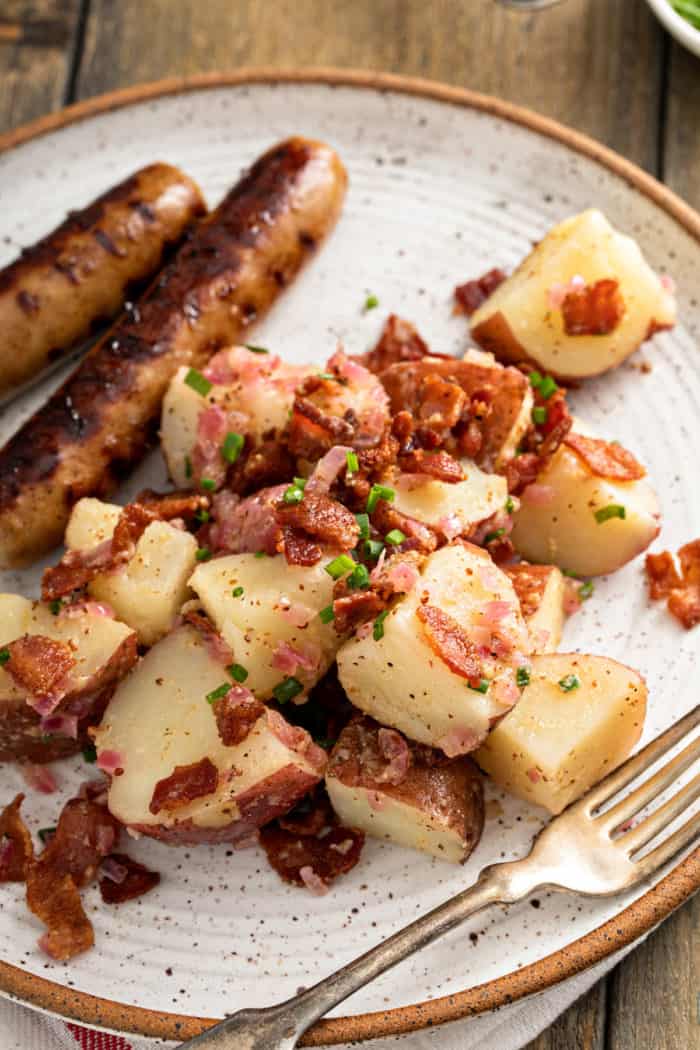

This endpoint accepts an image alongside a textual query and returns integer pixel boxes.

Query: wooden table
[0,1,698,1047]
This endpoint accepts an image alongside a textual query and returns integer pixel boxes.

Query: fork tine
[618,772,700,854]
[598,733,700,831]
[633,811,700,879]
[581,704,700,813]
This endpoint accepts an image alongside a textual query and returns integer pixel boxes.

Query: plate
[0,71,699,1045]
[645,0,700,58]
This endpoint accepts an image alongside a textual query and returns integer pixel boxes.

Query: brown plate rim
[0,68,698,1044]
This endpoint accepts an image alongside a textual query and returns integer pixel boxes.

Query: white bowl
[646,0,700,57]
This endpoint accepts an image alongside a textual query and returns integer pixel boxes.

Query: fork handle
[181,859,540,1050]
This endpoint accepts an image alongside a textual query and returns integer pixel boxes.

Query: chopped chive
[367,484,395,513]
[283,484,305,505]
[384,529,406,546]
[538,375,558,400]
[516,667,531,689]
[319,605,335,624]
[244,344,269,354]
[505,496,515,514]
[200,477,216,492]
[206,683,230,704]
[195,547,212,562]
[594,504,626,524]
[579,580,594,600]
[364,293,379,311]
[346,451,359,474]
[0,648,9,666]
[273,676,303,704]
[373,609,389,640]
[532,406,548,425]
[528,370,543,389]
[254,551,267,559]
[468,678,490,694]
[293,477,307,490]
[348,564,370,590]
[195,508,210,524]
[483,527,506,544]
[325,554,355,579]
[232,586,244,598]
[38,827,56,844]
[82,744,97,764]
[318,372,337,381]
[221,431,244,464]
[313,736,336,750]
[355,513,370,540]
[363,539,385,561]
[184,455,192,479]
[229,663,248,683]
[49,599,63,615]
[184,368,212,397]
[558,673,580,693]
[561,568,579,578]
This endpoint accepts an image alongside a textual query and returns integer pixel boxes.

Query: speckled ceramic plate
[0,71,699,1046]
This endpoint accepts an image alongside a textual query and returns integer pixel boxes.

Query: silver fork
[180,705,700,1050]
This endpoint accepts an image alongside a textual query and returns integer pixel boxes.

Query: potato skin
[0,137,347,567]
[0,163,206,400]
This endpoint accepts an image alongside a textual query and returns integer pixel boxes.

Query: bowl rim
[0,67,698,1045]
[645,0,700,50]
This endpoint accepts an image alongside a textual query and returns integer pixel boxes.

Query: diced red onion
[526,767,542,783]
[437,513,464,541]
[660,274,676,295]
[305,445,353,496]
[99,857,128,884]
[21,764,59,794]
[96,749,125,775]
[299,865,329,896]
[384,560,420,594]
[59,601,115,619]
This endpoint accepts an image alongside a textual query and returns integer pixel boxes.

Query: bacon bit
[356,314,431,374]
[372,501,437,555]
[377,728,411,785]
[332,591,386,634]
[192,404,235,489]
[288,395,356,460]
[277,492,360,551]
[547,274,586,308]
[455,268,507,316]
[504,452,541,496]
[561,278,625,336]
[183,610,235,666]
[39,713,79,740]
[32,875,94,960]
[398,449,465,483]
[4,636,75,712]
[96,749,125,776]
[135,489,210,521]
[149,757,218,815]
[416,605,483,685]
[260,822,364,892]
[41,542,113,601]
[278,789,335,837]
[207,485,286,555]
[526,767,542,783]
[646,539,700,629]
[417,374,467,431]
[668,588,700,630]
[271,641,320,676]
[381,558,421,595]
[437,727,485,758]
[213,686,265,747]
[282,528,322,566]
[99,853,160,904]
[563,433,645,481]
[505,563,552,619]
[0,795,33,882]
[298,865,329,895]
[645,552,682,599]
[21,764,59,795]
[265,710,328,774]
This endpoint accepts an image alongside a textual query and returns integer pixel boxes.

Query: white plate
[0,73,699,1043]
[646,0,700,58]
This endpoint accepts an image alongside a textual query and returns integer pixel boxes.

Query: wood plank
[525,980,606,1050]
[0,0,81,134]
[78,0,662,170]
[663,40,700,211]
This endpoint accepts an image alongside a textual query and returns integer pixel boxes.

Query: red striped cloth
[66,1023,132,1049]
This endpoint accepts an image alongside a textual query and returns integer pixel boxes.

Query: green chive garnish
[558,674,580,693]
[184,368,212,397]
[373,609,389,640]
[528,370,543,388]
[195,547,212,562]
[384,529,405,546]
[195,508,210,524]
[483,527,506,544]
[221,431,244,464]
[206,683,230,704]
[0,649,9,666]
[244,344,269,354]
[505,496,515,514]
[254,551,267,559]
[184,455,192,479]
[273,676,303,704]
[325,554,355,579]
[538,375,558,400]
[348,564,370,590]
[364,293,379,311]
[532,406,547,425]
[367,484,395,513]
[319,605,335,624]
[283,484,304,505]
[468,678,490,694]
[594,504,626,524]
[293,477,307,490]
[363,539,384,560]
[318,372,337,381]
[355,513,370,540]
[516,667,531,689]
[346,451,359,474]
[579,580,594,600]
[82,744,97,764]
[200,478,216,492]
[229,663,248,683]
[232,586,244,598]
[49,599,63,615]
[38,827,56,844]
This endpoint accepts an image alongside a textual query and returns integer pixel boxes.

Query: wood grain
[526,981,606,1050]
[664,41,700,211]
[0,0,80,134]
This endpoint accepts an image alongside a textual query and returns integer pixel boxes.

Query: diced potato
[476,652,647,814]
[510,436,660,577]
[65,498,198,646]
[504,563,566,653]
[189,553,339,700]
[326,717,484,863]
[160,349,315,487]
[470,210,676,380]
[0,595,137,762]
[392,460,507,537]
[379,350,533,470]
[94,625,325,842]
[336,543,531,754]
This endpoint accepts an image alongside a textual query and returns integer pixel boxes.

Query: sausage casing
[0,137,347,567]
[0,163,206,400]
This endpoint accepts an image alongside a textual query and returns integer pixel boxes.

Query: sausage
[0,164,206,400]
[0,137,347,567]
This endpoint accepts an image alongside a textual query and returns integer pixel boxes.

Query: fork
[180,705,700,1050]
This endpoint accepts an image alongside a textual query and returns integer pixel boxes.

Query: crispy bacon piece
[416,374,467,431]
[645,551,682,599]
[213,687,265,747]
[504,451,541,495]
[563,433,645,481]
[377,727,412,785]
[149,757,218,815]
[398,449,465,483]
[4,635,75,700]
[356,314,431,374]
[207,485,285,556]
[287,395,355,460]
[110,502,157,560]
[29,873,94,960]
[416,605,483,685]
[667,587,700,630]
[561,278,625,336]
[535,390,572,458]
[372,501,437,554]
[277,492,360,551]
[232,439,296,496]
[281,527,322,567]
[183,609,234,665]
[99,853,160,904]
[332,591,386,634]
[135,489,210,520]
[505,563,554,619]
[260,820,364,893]
[0,794,33,882]
[646,540,700,629]
[41,543,114,601]
[454,268,507,316]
